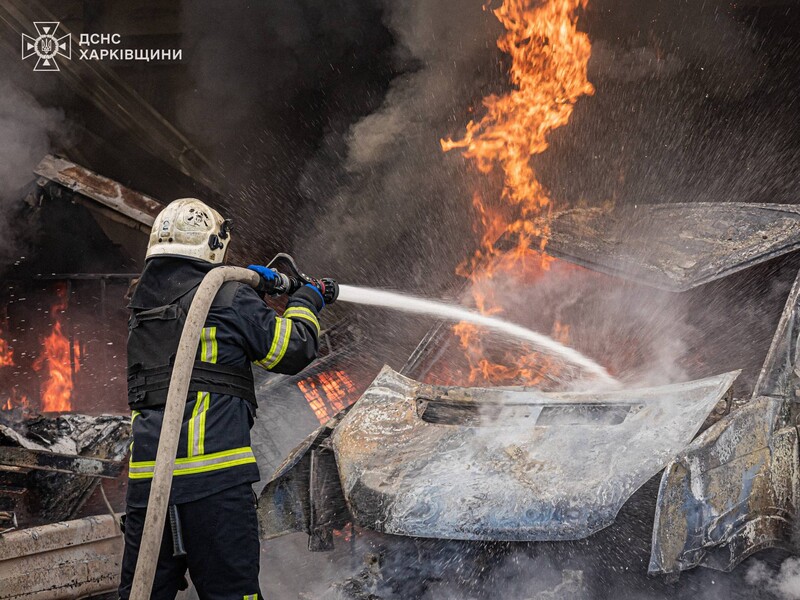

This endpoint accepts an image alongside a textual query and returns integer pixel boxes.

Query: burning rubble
[0,156,149,596]
[1,282,84,416]
[299,370,358,425]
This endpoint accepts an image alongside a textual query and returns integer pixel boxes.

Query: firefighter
[118,198,336,600]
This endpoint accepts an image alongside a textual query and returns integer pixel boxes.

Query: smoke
[747,558,800,600]
[0,81,65,268]
[176,0,398,260]
[0,85,61,197]
[293,0,501,290]
[450,261,696,389]
[588,0,763,93]
[540,0,800,210]
[263,527,778,599]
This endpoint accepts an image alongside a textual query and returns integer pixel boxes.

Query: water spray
[265,254,615,384]
[337,285,615,384]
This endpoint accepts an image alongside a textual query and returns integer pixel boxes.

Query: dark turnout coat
[125,257,322,506]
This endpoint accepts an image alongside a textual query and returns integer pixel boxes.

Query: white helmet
[146,198,232,264]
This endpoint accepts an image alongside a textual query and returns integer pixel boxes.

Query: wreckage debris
[0,412,130,528]
[500,203,800,292]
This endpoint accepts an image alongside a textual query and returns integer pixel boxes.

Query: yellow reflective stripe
[131,447,254,468]
[260,317,286,365]
[198,392,209,455]
[268,319,292,368]
[200,326,218,363]
[283,306,320,335]
[190,328,216,456]
[130,411,141,453]
[243,595,258,600]
[188,391,199,458]
[209,327,218,363]
[188,391,210,458]
[257,317,292,369]
[173,457,256,476]
[128,463,154,478]
[129,447,256,479]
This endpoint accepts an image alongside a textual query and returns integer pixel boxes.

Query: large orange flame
[442,0,594,385]
[32,285,78,412]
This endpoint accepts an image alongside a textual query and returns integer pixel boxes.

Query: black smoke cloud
[0,61,67,269]
[175,0,398,263]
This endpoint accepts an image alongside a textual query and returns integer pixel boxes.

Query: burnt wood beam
[0,447,124,479]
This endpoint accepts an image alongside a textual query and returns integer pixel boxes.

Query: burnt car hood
[330,367,739,542]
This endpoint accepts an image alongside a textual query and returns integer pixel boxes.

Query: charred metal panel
[0,414,130,527]
[34,155,163,233]
[331,367,737,542]
[509,203,800,291]
[649,397,799,574]
[753,266,800,401]
[256,424,320,540]
[0,514,122,599]
[650,268,800,575]
[308,445,350,551]
[257,412,349,548]
[0,447,124,478]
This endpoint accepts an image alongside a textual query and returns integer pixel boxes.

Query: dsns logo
[21,22,71,71]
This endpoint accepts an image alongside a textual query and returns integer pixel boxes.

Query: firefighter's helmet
[146,198,232,264]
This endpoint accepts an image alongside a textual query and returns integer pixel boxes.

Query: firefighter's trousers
[118,483,262,600]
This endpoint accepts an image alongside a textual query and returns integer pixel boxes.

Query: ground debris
[0,412,130,527]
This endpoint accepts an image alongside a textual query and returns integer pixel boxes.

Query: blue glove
[247,264,279,282]
[248,264,289,296]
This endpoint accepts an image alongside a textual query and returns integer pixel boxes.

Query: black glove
[318,278,339,305]
[304,277,339,306]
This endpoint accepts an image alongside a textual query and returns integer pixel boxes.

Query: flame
[297,370,357,424]
[0,321,29,411]
[0,326,14,368]
[442,0,593,385]
[1,389,30,412]
[32,284,78,412]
